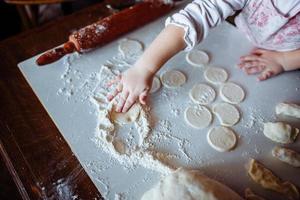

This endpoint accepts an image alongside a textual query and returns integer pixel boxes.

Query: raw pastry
[149,76,161,94]
[275,102,300,119]
[189,83,216,105]
[212,103,240,126]
[184,105,212,129]
[141,168,243,200]
[263,122,299,144]
[110,103,141,125]
[186,50,209,67]
[204,66,228,84]
[207,126,237,152]
[245,188,266,200]
[247,159,299,200]
[272,146,300,167]
[160,70,186,88]
[220,82,245,104]
[118,39,143,57]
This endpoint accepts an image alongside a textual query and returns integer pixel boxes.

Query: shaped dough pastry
[263,122,299,144]
[212,103,240,126]
[245,188,266,200]
[204,66,228,84]
[189,83,216,105]
[161,70,186,88]
[186,50,209,67]
[207,126,237,152]
[184,105,212,129]
[220,82,245,104]
[150,76,161,94]
[275,103,300,119]
[247,159,299,200]
[272,146,300,167]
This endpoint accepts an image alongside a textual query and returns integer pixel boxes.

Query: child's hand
[107,66,153,113]
[238,49,285,81]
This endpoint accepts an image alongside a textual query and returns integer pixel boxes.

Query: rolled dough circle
[204,66,228,84]
[118,38,143,57]
[189,83,216,105]
[149,76,161,94]
[110,103,141,125]
[186,50,209,67]
[207,126,237,152]
[213,103,240,126]
[220,82,245,104]
[161,70,186,88]
[184,105,212,129]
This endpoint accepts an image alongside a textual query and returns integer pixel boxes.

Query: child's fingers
[107,83,123,101]
[244,65,265,75]
[122,94,137,113]
[240,55,264,62]
[116,90,129,112]
[258,70,274,81]
[139,90,148,105]
[106,75,121,87]
[251,48,268,55]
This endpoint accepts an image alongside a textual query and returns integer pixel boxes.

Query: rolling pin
[36,1,174,66]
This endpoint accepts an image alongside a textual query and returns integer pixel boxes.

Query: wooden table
[0,2,114,199]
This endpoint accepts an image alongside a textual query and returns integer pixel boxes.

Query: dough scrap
[184,105,212,129]
[275,102,300,119]
[161,70,186,88]
[207,126,237,152]
[149,76,161,94]
[245,188,266,200]
[141,168,243,200]
[189,83,216,105]
[220,82,245,104]
[186,50,209,67]
[212,103,240,126]
[110,103,141,125]
[247,159,299,200]
[118,38,143,57]
[263,122,299,144]
[204,66,228,84]
[272,146,300,167]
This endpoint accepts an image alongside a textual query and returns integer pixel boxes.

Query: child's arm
[238,49,300,81]
[107,25,186,112]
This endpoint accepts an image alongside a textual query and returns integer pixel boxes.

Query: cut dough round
[207,126,237,152]
[141,168,243,200]
[220,82,245,104]
[186,50,209,67]
[184,106,212,129]
[204,66,228,84]
[149,76,161,94]
[118,38,143,57]
[213,103,240,126]
[161,70,186,88]
[189,83,216,105]
[110,103,141,125]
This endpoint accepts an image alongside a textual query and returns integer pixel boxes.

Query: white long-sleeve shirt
[166,0,300,51]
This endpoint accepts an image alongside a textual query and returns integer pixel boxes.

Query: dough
[212,103,240,126]
[275,102,300,119]
[207,126,237,152]
[247,159,299,200]
[245,188,266,200]
[184,105,212,129]
[204,66,228,84]
[263,122,299,144]
[189,83,216,105]
[186,50,210,67]
[149,76,161,94]
[220,82,245,104]
[118,38,143,57]
[161,70,186,88]
[141,168,243,200]
[272,146,300,167]
[110,103,141,125]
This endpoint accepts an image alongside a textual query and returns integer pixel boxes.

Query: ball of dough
[204,66,228,84]
[184,105,212,129]
[207,126,237,152]
[110,103,141,125]
[212,103,240,126]
[118,38,143,57]
[220,82,245,104]
[186,50,209,67]
[189,83,216,105]
[161,70,186,88]
[141,168,243,200]
[149,76,161,94]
